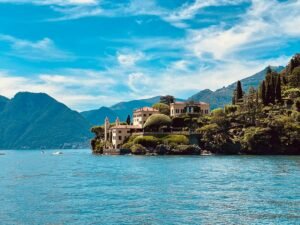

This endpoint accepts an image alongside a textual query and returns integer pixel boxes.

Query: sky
[0,0,299,111]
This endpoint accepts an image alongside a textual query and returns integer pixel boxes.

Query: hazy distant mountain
[81,96,189,125]
[81,96,161,124]
[82,67,285,124]
[81,106,118,126]
[188,66,285,109]
[0,92,92,149]
[0,95,9,111]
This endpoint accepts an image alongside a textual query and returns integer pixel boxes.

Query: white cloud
[0,69,124,111]
[128,72,151,93]
[117,51,144,67]
[165,0,247,27]
[0,34,73,61]
[185,0,300,61]
[0,0,97,6]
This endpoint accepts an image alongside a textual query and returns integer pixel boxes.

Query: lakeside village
[91,54,300,155]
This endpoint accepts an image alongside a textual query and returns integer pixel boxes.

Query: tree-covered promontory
[91,54,300,155]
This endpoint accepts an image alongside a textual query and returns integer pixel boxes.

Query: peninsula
[91,55,300,155]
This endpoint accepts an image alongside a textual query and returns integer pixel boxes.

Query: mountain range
[188,66,284,109]
[0,92,92,149]
[0,66,283,149]
[82,66,284,124]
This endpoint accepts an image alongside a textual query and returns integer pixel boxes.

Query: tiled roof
[134,107,159,112]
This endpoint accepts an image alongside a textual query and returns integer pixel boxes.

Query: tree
[160,95,175,105]
[275,75,282,102]
[266,66,272,74]
[152,103,170,115]
[289,67,300,87]
[236,81,243,101]
[126,115,131,125]
[143,114,172,131]
[265,73,275,104]
[259,81,266,105]
[232,89,236,105]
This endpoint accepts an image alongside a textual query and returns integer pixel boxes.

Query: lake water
[0,149,299,225]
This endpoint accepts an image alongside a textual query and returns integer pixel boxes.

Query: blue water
[0,150,299,225]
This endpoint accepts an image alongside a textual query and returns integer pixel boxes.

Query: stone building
[170,101,210,117]
[133,107,159,127]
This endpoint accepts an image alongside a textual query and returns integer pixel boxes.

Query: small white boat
[52,151,63,155]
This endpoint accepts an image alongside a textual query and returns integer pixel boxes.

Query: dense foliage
[91,55,300,155]
[143,114,172,130]
[152,103,170,115]
[0,92,91,149]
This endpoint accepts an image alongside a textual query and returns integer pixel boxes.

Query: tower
[115,117,120,126]
[104,117,110,141]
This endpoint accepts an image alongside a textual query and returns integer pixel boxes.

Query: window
[118,130,122,133]
[149,114,152,116]
[119,136,122,140]
[144,114,146,117]
[175,109,179,113]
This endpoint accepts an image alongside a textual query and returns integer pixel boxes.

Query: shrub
[170,145,201,155]
[143,114,172,130]
[91,126,104,137]
[197,123,220,133]
[130,144,146,155]
[122,142,134,149]
[224,105,239,114]
[162,135,189,145]
[211,108,225,117]
[172,116,185,128]
[283,88,300,99]
[293,98,300,112]
[133,136,160,148]
[291,111,300,122]
[152,103,170,115]
[241,127,276,153]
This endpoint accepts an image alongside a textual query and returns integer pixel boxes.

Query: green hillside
[0,92,92,149]
[188,66,284,109]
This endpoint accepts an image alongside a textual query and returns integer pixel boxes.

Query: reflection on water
[0,150,299,225]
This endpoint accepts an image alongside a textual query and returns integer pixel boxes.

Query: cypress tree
[270,73,276,104]
[126,115,131,125]
[275,75,282,102]
[232,89,237,105]
[259,81,266,105]
[266,66,272,74]
[236,81,243,101]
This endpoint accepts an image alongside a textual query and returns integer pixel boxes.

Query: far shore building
[170,101,210,117]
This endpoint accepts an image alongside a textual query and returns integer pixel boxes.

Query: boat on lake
[52,151,63,155]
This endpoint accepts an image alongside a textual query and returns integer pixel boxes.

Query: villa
[133,107,160,127]
[104,101,210,149]
[170,101,210,117]
[105,107,159,149]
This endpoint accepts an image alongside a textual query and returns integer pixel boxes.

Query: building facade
[104,117,141,149]
[133,107,159,127]
[170,101,210,117]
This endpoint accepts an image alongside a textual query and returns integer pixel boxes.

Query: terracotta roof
[110,125,141,129]
[134,107,159,112]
